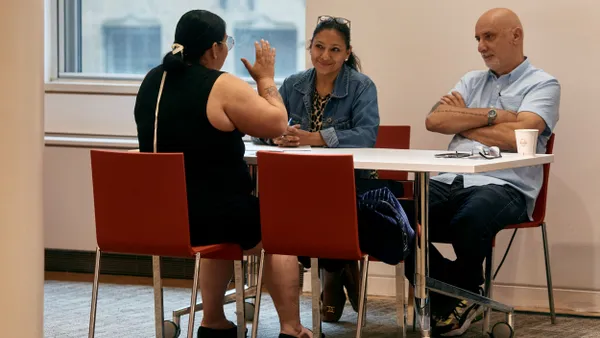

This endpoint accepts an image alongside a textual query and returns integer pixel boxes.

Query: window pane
[62,0,306,82]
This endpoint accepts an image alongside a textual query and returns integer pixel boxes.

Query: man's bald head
[477,8,523,33]
[475,8,525,75]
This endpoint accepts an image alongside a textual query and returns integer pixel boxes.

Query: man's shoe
[432,300,485,337]
[320,268,346,322]
[341,261,361,312]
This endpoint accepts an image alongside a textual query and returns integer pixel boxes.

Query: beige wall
[44,0,600,312]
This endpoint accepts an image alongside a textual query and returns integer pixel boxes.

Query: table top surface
[244,143,554,173]
[44,136,553,174]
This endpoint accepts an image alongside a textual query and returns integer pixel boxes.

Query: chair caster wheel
[244,302,255,321]
[164,320,181,338]
[489,321,514,338]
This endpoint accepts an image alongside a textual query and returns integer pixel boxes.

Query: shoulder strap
[153,71,167,153]
[153,43,185,153]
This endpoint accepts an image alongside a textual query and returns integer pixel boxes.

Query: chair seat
[192,243,244,260]
[504,220,542,230]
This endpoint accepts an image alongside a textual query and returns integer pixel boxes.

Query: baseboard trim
[45,249,197,279]
[301,271,600,315]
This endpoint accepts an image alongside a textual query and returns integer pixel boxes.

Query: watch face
[488,109,497,125]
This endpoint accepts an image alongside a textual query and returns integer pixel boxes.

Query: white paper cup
[515,129,538,156]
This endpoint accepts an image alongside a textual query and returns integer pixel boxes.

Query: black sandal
[197,322,247,338]
[278,333,325,338]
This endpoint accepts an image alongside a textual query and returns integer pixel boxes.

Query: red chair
[375,125,413,198]
[483,134,557,327]
[89,150,247,338]
[251,151,407,338]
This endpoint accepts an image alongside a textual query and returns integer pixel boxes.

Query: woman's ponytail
[345,52,361,72]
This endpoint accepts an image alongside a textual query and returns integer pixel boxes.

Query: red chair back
[375,125,411,181]
[257,152,362,260]
[506,133,555,228]
[90,150,194,257]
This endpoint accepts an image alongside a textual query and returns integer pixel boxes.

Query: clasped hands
[272,124,305,147]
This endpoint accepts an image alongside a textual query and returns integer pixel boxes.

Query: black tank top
[134,64,253,204]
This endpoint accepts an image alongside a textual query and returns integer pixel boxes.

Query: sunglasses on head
[317,15,351,29]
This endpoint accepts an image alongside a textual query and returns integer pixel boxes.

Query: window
[234,18,299,79]
[55,0,306,83]
[103,18,162,74]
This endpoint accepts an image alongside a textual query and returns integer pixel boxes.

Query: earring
[345,58,348,61]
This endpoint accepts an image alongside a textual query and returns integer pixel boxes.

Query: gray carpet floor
[44,279,600,337]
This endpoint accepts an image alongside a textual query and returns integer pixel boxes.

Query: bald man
[411,8,560,336]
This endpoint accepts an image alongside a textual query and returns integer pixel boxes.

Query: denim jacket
[253,64,380,148]
[279,64,380,148]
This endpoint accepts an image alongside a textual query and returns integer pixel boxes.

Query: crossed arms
[425,91,548,151]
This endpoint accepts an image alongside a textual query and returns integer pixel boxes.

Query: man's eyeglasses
[478,146,502,159]
[219,35,235,51]
[317,15,351,29]
[434,146,502,160]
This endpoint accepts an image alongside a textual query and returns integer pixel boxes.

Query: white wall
[44,0,600,313]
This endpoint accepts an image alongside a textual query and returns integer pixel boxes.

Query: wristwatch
[487,109,497,126]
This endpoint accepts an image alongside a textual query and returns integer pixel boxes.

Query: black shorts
[189,194,262,251]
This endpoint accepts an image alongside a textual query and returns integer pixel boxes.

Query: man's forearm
[426,104,517,134]
[461,122,527,151]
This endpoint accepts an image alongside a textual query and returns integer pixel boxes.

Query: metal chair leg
[251,250,266,338]
[483,246,494,335]
[88,247,101,338]
[234,260,246,337]
[311,258,322,338]
[541,222,557,324]
[356,255,369,338]
[395,263,407,337]
[359,260,368,327]
[152,256,165,338]
[409,286,416,332]
[506,311,515,329]
[187,253,202,338]
[247,255,256,288]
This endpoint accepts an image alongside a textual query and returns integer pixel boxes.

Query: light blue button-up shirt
[432,58,561,220]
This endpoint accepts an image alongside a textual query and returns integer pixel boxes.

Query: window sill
[45,80,141,96]
[44,133,139,149]
[45,76,284,96]
[44,133,252,149]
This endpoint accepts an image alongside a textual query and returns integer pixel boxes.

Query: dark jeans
[402,175,528,315]
[298,178,406,271]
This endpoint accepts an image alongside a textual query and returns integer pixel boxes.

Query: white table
[244,142,554,337]
[244,143,552,173]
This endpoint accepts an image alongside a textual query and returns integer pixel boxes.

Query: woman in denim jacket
[255,15,388,324]
[257,18,379,158]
